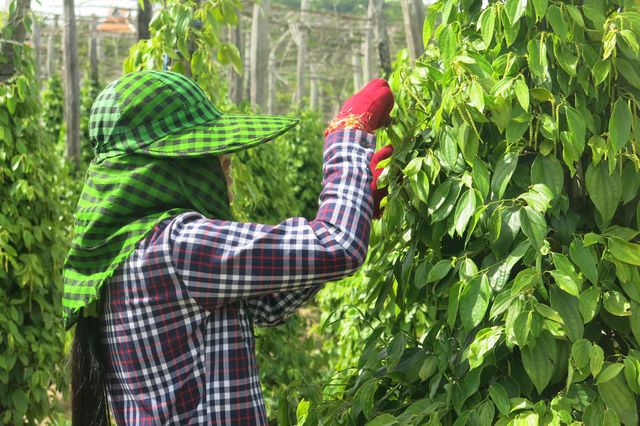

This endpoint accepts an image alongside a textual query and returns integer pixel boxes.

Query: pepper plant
[0,13,70,425]
[123,0,243,100]
[297,0,640,424]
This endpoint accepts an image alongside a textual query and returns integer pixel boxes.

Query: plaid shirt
[99,129,376,425]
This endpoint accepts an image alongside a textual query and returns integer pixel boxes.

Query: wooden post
[227,7,243,105]
[295,0,310,109]
[401,0,425,62]
[63,0,80,169]
[137,0,152,40]
[89,17,98,84]
[32,12,41,85]
[371,0,391,78]
[267,53,276,114]
[309,66,318,111]
[0,0,32,83]
[250,0,269,111]
[352,55,362,90]
[47,14,58,78]
[362,2,374,83]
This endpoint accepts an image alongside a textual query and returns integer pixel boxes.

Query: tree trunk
[63,0,80,169]
[89,17,98,84]
[250,0,269,111]
[371,0,391,78]
[400,0,425,62]
[0,0,31,83]
[137,0,152,41]
[227,8,243,105]
[295,0,310,109]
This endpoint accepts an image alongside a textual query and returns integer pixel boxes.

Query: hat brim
[138,114,298,157]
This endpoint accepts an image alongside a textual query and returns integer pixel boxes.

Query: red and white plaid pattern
[99,129,376,425]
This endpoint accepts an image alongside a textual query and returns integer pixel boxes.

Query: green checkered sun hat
[90,70,298,161]
[62,70,297,329]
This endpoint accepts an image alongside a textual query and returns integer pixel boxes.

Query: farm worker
[62,70,394,425]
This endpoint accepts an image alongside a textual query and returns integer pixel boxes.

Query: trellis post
[63,0,80,169]
[250,0,269,111]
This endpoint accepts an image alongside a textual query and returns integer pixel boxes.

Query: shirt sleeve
[169,128,376,312]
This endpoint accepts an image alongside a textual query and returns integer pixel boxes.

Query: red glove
[325,79,395,136]
[370,145,394,219]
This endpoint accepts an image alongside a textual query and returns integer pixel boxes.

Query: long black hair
[71,316,111,425]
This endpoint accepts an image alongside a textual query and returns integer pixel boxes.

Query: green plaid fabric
[62,70,297,328]
[90,70,297,162]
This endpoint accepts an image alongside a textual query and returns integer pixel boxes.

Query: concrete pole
[250,0,269,111]
[63,0,80,169]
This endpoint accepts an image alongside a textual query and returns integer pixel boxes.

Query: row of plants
[0,10,72,423]
[286,0,640,424]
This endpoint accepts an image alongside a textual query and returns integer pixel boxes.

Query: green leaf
[547,5,568,41]
[528,38,548,78]
[448,281,462,328]
[174,7,194,36]
[550,270,580,297]
[423,7,437,45]
[603,291,631,316]
[583,0,606,29]
[616,58,640,90]
[440,127,459,169]
[590,344,604,376]
[570,239,598,285]
[521,331,556,393]
[454,189,477,236]
[530,155,564,198]
[520,206,547,251]
[532,0,548,20]
[459,275,491,331]
[403,158,423,177]
[439,25,457,68]
[598,367,638,425]
[514,79,529,111]
[621,162,640,204]
[571,338,592,370]
[409,172,430,205]
[609,98,632,153]
[387,334,407,369]
[479,6,496,48]
[490,208,502,242]
[550,286,584,341]
[609,236,640,266]
[597,363,625,384]
[473,159,490,200]
[586,162,622,225]
[514,310,533,347]
[365,413,398,426]
[565,106,586,154]
[592,60,611,86]
[428,260,451,283]
[469,80,485,113]
[492,152,518,199]
[518,183,553,213]
[11,390,27,415]
[489,383,511,416]
[468,326,503,369]
[505,0,527,24]
[579,286,601,323]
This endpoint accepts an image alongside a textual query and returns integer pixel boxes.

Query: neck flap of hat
[62,156,232,329]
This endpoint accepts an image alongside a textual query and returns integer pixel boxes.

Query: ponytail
[71,316,111,426]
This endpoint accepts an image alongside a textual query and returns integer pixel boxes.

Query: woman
[64,70,394,425]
